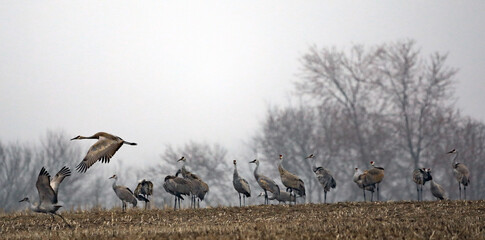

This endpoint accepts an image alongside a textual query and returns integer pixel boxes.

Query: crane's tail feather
[136,194,149,202]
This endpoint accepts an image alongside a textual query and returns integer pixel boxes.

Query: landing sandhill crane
[134,179,153,209]
[163,171,192,210]
[363,161,384,201]
[233,160,251,207]
[177,156,209,208]
[278,155,305,203]
[249,159,280,205]
[71,132,137,173]
[19,166,72,228]
[109,175,143,211]
[428,169,446,200]
[448,149,470,200]
[412,168,432,201]
[258,190,296,204]
[305,154,336,203]
[353,168,375,201]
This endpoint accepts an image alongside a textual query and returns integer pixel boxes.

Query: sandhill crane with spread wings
[19,166,72,228]
[412,168,432,201]
[177,156,209,208]
[71,132,137,173]
[305,154,336,203]
[233,160,251,207]
[109,175,145,211]
[427,169,446,200]
[163,171,192,210]
[249,159,280,205]
[134,179,153,209]
[353,168,375,202]
[362,161,385,201]
[447,149,470,200]
[278,155,305,203]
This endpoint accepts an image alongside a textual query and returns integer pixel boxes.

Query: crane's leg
[54,213,72,228]
[376,184,380,201]
[324,191,327,204]
[370,191,374,202]
[464,185,467,200]
[243,195,246,206]
[264,190,268,205]
[239,193,241,207]
[459,183,462,200]
[174,197,177,210]
[363,188,366,202]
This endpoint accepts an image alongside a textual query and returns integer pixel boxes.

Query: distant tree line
[1,40,483,212]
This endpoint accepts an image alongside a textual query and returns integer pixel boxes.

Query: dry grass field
[1,200,484,239]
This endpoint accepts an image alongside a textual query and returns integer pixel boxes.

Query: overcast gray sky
[1,1,484,168]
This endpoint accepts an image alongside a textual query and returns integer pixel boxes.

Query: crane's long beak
[249,159,256,163]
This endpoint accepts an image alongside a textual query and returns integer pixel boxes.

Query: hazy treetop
[0,1,484,166]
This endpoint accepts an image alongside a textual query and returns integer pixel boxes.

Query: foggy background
[1,1,484,211]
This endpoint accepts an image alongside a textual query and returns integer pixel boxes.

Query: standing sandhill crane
[353,168,375,202]
[163,171,192,210]
[412,168,432,201]
[363,161,384,201]
[277,155,305,203]
[134,179,153,209]
[71,132,137,173]
[427,169,446,200]
[19,166,72,228]
[249,159,280,205]
[305,154,336,203]
[109,175,142,211]
[177,156,209,208]
[258,190,296,204]
[233,160,251,207]
[447,149,470,200]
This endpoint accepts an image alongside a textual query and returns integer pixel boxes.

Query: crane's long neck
[451,151,459,166]
[233,165,239,179]
[112,178,118,190]
[253,162,260,179]
[278,160,286,175]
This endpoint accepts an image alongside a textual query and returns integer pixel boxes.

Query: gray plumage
[233,160,251,207]
[163,173,192,210]
[71,132,137,173]
[177,156,209,208]
[249,159,280,205]
[109,175,137,211]
[353,168,375,202]
[448,149,470,200]
[258,190,296,204]
[362,161,384,201]
[19,166,72,227]
[428,170,446,200]
[412,168,432,201]
[134,179,153,209]
[305,154,336,203]
[278,155,305,201]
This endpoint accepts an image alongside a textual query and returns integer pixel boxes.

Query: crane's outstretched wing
[36,167,57,204]
[76,138,123,173]
[50,166,71,195]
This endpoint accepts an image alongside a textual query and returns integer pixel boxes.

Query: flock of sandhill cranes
[18,132,472,227]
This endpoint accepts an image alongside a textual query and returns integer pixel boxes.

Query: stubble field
[1,200,484,239]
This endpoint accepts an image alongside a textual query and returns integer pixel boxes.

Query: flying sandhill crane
[163,171,192,210]
[427,169,446,200]
[71,132,137,173]
[412,168,432,201]
[305,154,336,203]
[109,175,145,211]
[447,149,470,200]
[134,179,153,209]
[278,155,305,203]
[177,156,209,208]
[249,159,280,205]
[19,166,72,228]
[233,160,251,207]
[353,168,375,202]
[258,190,296,204]
[363,161,384,201]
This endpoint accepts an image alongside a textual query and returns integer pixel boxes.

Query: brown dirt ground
[1,200,484,239]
